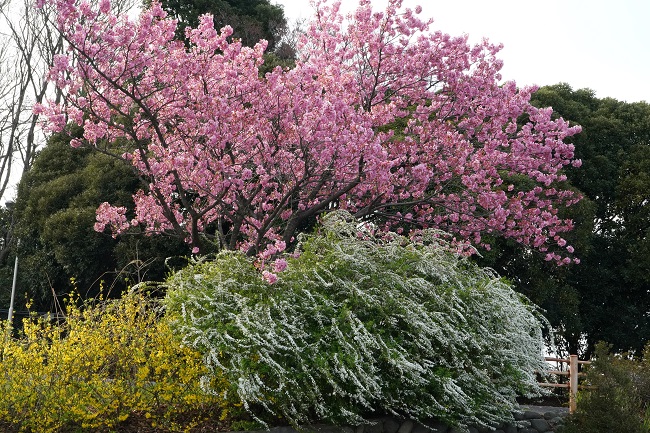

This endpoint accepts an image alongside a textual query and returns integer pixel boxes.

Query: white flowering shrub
[164,211,548,429]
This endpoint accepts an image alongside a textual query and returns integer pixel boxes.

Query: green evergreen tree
[476,83,650,357]
[11,128,188,311]
[158,0,287,51]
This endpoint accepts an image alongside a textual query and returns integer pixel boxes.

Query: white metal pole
[7,241,18,324]
[569,354,578,414]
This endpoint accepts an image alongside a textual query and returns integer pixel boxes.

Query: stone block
[530,418,550,432]
[516,420,531,428]
[427,421,449,433]
[543,408,568,420]
[383,419,401,433]
[549,416,565,426]
[523,411,542,420]
[412,423,430,433]
[398,420,414,433]
[366,421,384,433]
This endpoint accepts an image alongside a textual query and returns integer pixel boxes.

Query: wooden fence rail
[539,354,591,414]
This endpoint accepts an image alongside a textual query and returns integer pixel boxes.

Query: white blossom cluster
[164,211,549,430]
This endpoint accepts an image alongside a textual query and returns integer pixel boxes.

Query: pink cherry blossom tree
[36,0,581,264]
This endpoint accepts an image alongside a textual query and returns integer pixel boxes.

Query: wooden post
[569,354,578,414]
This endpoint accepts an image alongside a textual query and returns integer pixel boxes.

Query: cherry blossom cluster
[36,0,582,266]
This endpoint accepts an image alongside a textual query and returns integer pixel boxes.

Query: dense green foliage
[0,289,225,432]
[9,129,188,312]
[165,211,549,430]
[158,0,287,50]
[476,83,650,357]
[563,342,650,433]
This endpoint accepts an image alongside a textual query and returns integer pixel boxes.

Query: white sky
[274,0,650,103]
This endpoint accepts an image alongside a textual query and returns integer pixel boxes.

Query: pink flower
[273,258,288,273]
[33,103,45,115]
[262,270,278,284]
[99,0,110,14]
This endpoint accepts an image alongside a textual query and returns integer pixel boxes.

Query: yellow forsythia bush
[0,287,227,432]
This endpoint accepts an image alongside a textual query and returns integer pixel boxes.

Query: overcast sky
[273,0,650,103]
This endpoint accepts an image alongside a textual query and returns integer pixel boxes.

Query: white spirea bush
[164,211,549,429]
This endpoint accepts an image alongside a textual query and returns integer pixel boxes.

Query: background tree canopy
[158,0,288,51]
[476,83,650,358]
[7,129,188,312]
